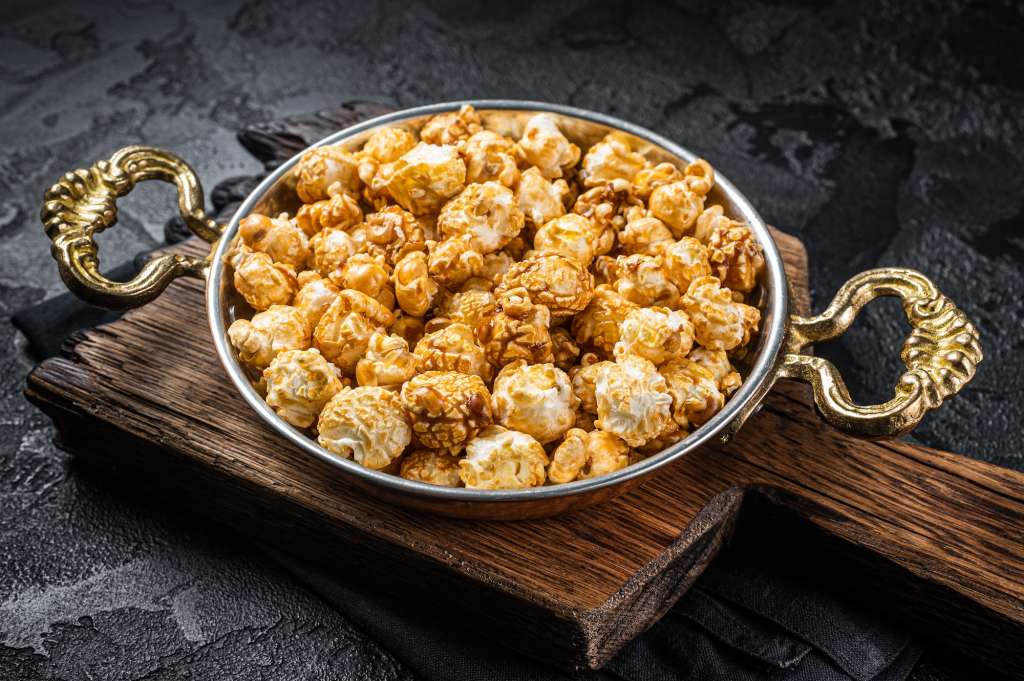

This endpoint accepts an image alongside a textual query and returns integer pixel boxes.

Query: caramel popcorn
[230,246,298,312]
[518,114,580,179]
[401,371,492,452]
[393,250,439,317]
[618,207,673,255]
[309,227,357,281]
[314,289,395,374]
[612,253,680,308]
[572,181,634,255]
[569,353,605,415]
[296,145,362,203]
[693,204,732,243]
[462,130,519,187]
[317,386,411,469]
[533,213,599,266]
[362,126,418,164]
[293,271,340,329]
[683,158,715,196]
[437,181,525,254]
[382,142,467,215]
[414,323,492,380]
[649,181,705,237]
[459,426,548,489]
[689,347,742,396]
[389,312,425,348]
[399,449,463,487]
[547,428,629,483]
[592,354,674,447]
[478,287,554,367]
[419,104,482,146]
[238,213,310,271]
[579,132,649,187]
[336,253,394,308]
[707,222,765,293]
[295,192,363,237]
[681,276,760,351]
[363,205,427,266]
[229,305,310,370]
[491,361,578,444]
[571,285,637,356]
[632,162,684,200]
[495,253,594,320]
[517,166,569,227]
[661,236,712,293]
[661,357,725,430]
[263,348,345,428]
[356,331,417,389]
[550,327,581,371]
[614,306,695,365]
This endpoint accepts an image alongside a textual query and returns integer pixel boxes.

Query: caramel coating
[317,386,411,469]
[649,180,705,237]
[533,213,599,266]
[414,323,493,380]
[618,207,673,255]
[689,347,742,396]
[693,204,732,244]
[548,428,630,483]
[293,272,340,329]
[399,449,463,487]
[632,162,684,200]
[437,182,525,254]
[362,126,417,164]
[569,352,605,415]
[459,425,548,490]
[463,130,519,187]
[661,357,725,430]
[363,205,427,266]
[401,371,493,452]
[572,181,634,255]
[478,287,554,367]
[389,313,425,348]
[239,213,310,271]
[296,145,362,203]
[683,158,715,196]
[356,331,417,389]
[263,348,345,428]
[707,222,765,293]
[427,235,484,289]
[580,132,649,187]
[614,306,695,365]
[295,193,363,237]
[382,142,467,215]
[230,246,298,312]
[612,254,680,308]
[419,104,482,146]
[550,327,581,371]
[661,236,712,293]
[592,354,674,447]
[519,114,580,180]
[393,250,439,317]
[681,276,760,351]
[336,253,394,308]
[571,285,637,356]
[491,361,579,444]
[495,254,594,320]
[430,289,496,334]
[228,305,310,370]
[517,166,569,227]
[313,289,395,374]
[309,227,357,281]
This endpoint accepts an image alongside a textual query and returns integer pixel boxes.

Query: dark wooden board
[25,231,1024,676]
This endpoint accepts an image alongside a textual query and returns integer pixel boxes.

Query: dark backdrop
[1,1,1021,679]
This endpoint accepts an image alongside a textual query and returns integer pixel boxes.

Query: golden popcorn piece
[419,104,482,146]
[362,126,418,164]
[572,180,635,255]
[313,289,395,374]
[689,347,742,396]
[661,236,712,293]
[533,213,599,266]
[618,206,674,255]
[683,158,715,196]
[634,424,687,456]
[496,253,594,321]
[295,192,364,237]
[681,276,760,351]
[414,323,493,380]
[661,357,725,430]
[614,306,695,366]
[337,252,395,309]
[612,253,681,308]
[399,449,463,487]
[632,162,684,200]
[238,213,310,271]
[517,166,570,227]
[294,271,340,329]
[381,142,467,215]
[317,386,412,469]
[569,352,606,416]
[230,245,298,312]
[591,255,618,286]
[580,132,649,187]
[459,425,548,490]
[491,360,579,444]
[363,205,427,266]
[518,113,580,179]
[437,181,525,255]
[462,130,520,187]
[550,327,581,371]
[389,312,425,348]
[263,348,345,428]
[393,250,439,317]
[309,227,357,281]
[295,145,362,203]
[401,371,493,452]
[571,285,637,356]
[693,204,734,243]
[427,235,484,290]
[649,180,705,238]
[228,305,311,370]
[707,222,765,293]
[356,331,417,389]
[429,289,496,335]
[547,427,630,483]
[592,354,674,447]
[478,286,554,367]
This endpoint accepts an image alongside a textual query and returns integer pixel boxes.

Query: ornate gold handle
[780,268,982,438]
[41,145,224,309]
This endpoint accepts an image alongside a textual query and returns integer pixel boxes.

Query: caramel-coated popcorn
[336,253,394,309]
[496,254,594,320]
[612,254,680,308]
[707,222,765,293]
[661,236,712,293]
[459,426,548,489]
[393,250,439,317]
[618,207,673,255]
[399,449,463,487]
[463,130,519,187]
[229,305,310,370]
[432,289,496,335]
[356,331,417,389]
[571,285,637,356]
[580,132,649,187]
[614,306,695,365]
[293,272,340,329]
[592,355,674,447]
[427,235,484,289]
[382,142,467,215]
[362,126,418,164]
[438,182,525,254]
[661,357,725,430]
[296,145,362,203]
[547,428,630,483]
[414,323,492,380]
[239,213,310,271]
[364,205,427,266]
[689,347,742,396]
[683,159,715,196]
[519,114,580,179]
[230,246,298,312]
[419,104,482,146]
[401,371,493,452]
[550,327,581,371]
[649,181,705,237]
[517,166,569,227]
[491,361,578,444]
[309,227,357,281]
[632,162,684,200]
[317,386,411,469]
[572,181,634,255]
[478,287,554,367]
[295,192,363,237]
[314,289,395,374]
[682,276,760,351]
[533,213,599,266]
[263,348,345,428]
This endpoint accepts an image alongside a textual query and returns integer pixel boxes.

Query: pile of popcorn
[226,105,763,490]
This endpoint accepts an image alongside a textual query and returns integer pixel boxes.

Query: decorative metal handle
[780,268,982,438]
[41,145,224,309]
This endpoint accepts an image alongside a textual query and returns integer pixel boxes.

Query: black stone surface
[1,1,1021,679]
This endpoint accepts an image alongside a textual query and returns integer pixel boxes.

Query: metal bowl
[42,100,982,519]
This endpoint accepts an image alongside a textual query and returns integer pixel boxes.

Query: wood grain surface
[25,230,1024,676]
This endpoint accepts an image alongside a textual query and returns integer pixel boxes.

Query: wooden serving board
[25,231,1024,677]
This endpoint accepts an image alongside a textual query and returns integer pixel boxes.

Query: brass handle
[780,268,982,438]
[41,145,224,309]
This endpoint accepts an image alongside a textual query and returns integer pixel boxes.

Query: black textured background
[1,1,1022,679]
